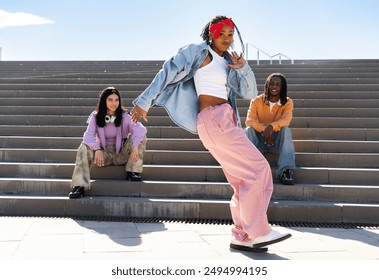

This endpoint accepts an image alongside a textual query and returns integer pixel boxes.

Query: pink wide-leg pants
[197,103,273,240]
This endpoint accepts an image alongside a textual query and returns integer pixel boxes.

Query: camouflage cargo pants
[71,136,146,189]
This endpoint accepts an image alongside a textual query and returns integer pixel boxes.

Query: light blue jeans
[245,126,296,178]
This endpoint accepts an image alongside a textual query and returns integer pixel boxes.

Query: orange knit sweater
[245,93,293,132]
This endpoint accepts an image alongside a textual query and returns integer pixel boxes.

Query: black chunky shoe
[68,186,85,199]
[126,172,142,181]
[280,169,295,185]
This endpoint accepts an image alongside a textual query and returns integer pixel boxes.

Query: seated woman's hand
[94,150,105,167]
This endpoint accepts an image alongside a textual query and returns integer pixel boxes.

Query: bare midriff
[199,95,228,112]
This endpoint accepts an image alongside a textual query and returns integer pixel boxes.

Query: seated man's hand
[263,125,274,146]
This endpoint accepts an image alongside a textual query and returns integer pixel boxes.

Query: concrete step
[0,162,378,185]
[0,125,199,138]
[0,115,378,128]
[2,90,379,100]
[0,195,232,220]
[0,178,232,199]
[295,140,379,153]
[0,90,143,98]
[0,178,378,204]
[268,152,379,168]
[2,76,379,85]
[1,59,378,70]
[291,117,379,128]
[242,108,379,118]
[2,71,379,81]
[1,70,378,80]
[0,195,377,224]
[0,149,219,165]
[1,149,379,168]
[1,125,378,141]
[0,83,378,92]
[294,99,379,108]
[255,62,379,70]
[292,128,379,141]
[267,200,379,224]
[2,136,378,153]
[0,84,148,91]
[3,106,379,118]
[6,97,379,109]
[0,136,208,150]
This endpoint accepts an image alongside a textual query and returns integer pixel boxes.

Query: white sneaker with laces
[251,229,292,248]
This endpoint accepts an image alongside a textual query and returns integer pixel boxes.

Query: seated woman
[69,86,147,199]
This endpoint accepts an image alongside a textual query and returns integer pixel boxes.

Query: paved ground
[0,216,378,260]
[0,216,378,279]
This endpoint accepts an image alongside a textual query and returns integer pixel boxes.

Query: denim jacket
[133,41,258,134]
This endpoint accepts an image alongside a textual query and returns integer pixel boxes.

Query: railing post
[257,51,259,65]
[245,43,293,65]
[245,43,248,62]
[270,53,293,64]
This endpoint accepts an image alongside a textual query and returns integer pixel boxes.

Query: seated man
[245,73,295,185]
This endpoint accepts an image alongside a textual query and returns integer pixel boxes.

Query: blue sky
[0,0,378,61]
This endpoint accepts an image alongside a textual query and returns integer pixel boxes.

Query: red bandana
[209,18,235,39]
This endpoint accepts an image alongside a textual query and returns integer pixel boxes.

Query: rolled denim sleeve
[132,44,196,111]
[234,63,259,100]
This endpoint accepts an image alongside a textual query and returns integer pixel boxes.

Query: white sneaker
[251,229,291,248]
[230,237,268,252]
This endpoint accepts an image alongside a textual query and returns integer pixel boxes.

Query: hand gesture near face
[228,51,246,69]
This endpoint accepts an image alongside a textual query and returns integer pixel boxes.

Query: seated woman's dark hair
[95,87,125,127]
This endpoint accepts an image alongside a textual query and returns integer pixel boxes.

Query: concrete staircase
[0,59,378,224]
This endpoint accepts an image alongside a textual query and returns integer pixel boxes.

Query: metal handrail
[245,43,271,65]
[271,52,294,64]
[245,42,294,65]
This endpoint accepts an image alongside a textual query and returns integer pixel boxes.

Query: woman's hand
[94,150,105,167]
[228,51,246,69]
[131,105,148,123]
[130,147,139,162]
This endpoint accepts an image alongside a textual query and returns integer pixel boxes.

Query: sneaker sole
[230,244,268,252]
[281,181,295,185]
[252,233,292,248]
[68,195,84,199]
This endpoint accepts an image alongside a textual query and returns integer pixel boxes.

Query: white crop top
[194,46,229,99]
